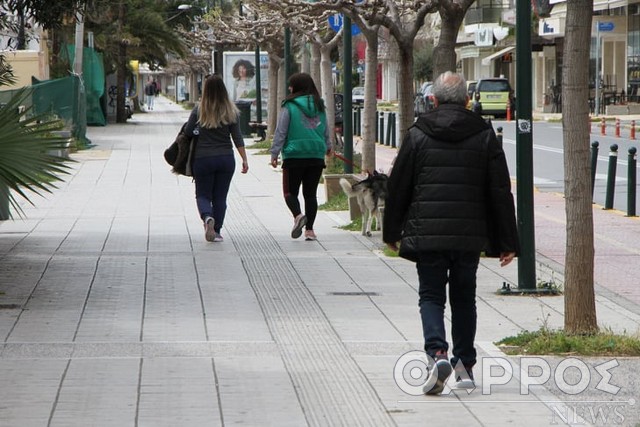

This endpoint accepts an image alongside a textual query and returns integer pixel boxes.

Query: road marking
[503,138,639,168]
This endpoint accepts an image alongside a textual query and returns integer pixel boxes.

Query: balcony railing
[464,6,508,25]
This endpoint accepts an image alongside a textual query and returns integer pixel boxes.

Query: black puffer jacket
[383,104,519,262]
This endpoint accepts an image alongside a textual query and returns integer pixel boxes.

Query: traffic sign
[598,21,615,32]
[328,13,361,36]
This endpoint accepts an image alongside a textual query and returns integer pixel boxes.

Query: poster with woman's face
[223,52,269,121]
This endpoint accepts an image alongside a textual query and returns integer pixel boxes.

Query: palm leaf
[0,54,17,87]
[0,88,73,219]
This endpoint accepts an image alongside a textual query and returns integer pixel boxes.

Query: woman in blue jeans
[184,75,249,242]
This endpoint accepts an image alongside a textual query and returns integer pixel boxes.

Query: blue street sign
[598,21,615,32]
[328,13,361,36]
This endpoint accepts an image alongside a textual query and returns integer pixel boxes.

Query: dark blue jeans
[192,154,235,232]
[416,251,480,369]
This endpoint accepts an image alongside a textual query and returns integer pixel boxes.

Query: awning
[593,0,627,11]
[481,46,515,66]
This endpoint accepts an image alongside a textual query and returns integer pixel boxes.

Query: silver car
[352,86,365,105]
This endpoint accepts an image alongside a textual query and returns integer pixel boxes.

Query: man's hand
[270,158,278,168]
[499,252,516,267]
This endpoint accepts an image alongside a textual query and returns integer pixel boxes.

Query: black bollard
[604,144,618,210]
[375,110,379,143]
[628,147,637,217]
[379,111,385,144]
[496,126,503,148]
[591,141,599,200]
[391,113,397,148]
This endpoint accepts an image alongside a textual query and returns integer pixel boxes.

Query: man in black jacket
[383,71,519,395]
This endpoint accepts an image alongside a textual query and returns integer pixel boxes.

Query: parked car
[414,82,435,116]
[473,78,514,117]
[352,86,365,105]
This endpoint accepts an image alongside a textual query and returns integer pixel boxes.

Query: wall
[1,50,47,87]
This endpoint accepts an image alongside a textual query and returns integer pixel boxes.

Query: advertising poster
[223,51,269,121]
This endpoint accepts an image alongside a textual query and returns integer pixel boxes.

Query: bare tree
[562,0,598,334]
[340,1,437,141]
[285,0,430,167]
[341,17,381,173]
[203,1,285,136]
[250,1,343,146]
[432,0,475,76]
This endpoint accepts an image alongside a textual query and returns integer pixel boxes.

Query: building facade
[457,0,638,114]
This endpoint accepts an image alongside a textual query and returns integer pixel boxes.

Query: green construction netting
[0,75,90,147]
[66,46,106,127]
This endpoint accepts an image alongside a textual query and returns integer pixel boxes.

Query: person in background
[270,73,332,241]
[144,77,156,110]
[184,75,249,242]
[383,71,519,395]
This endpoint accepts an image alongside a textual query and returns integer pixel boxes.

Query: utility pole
[342,15,353,173]
[515,0,536,290]
[73,6,85,76]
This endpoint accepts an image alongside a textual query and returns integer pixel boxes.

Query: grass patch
[319,192,348,211]
[339,216,363,231]
[246,139,272,150]
[325,152,362,175]
[338,216,381,233]
[383,245,399,257]
[497,328,640,356]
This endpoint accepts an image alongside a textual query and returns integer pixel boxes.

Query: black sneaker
[423,353,452,395]
[454,365,475,389]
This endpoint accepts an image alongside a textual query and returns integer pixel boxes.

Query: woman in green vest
[270,73,332,241]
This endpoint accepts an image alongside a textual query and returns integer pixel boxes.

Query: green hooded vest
[282,95,327,160]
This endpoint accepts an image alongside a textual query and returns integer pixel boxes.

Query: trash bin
[235,100,252,136]
[184,92,189,102]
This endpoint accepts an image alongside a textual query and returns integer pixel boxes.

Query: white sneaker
[291,214,307,239]
[204,217,215,242]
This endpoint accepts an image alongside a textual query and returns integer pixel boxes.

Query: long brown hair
[285,72,325,112]
[198,74,239,128]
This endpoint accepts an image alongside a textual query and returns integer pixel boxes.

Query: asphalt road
[495,119,640,213]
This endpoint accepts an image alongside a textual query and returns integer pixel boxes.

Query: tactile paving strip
[226,196,395,427]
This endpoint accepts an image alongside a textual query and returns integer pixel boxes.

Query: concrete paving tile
[1,97,639,426]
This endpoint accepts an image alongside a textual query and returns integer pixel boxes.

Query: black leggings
[282,165,324,230]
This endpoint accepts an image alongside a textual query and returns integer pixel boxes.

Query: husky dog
[339,171,389,236]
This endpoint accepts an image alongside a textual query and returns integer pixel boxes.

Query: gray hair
[432,71,467,106]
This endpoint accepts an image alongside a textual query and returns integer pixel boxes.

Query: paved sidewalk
[0,96,638,426]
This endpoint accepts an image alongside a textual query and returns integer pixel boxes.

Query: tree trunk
[116,39,127,123]
[433,8,464,77]
[397,44,414,144]
[310,43,322,95]
[267,53,281,139]
[17,5,26,50]
[301,39,310,74]
[361,31,379,173]
[562,0,598,334]
[320,45,336,146]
